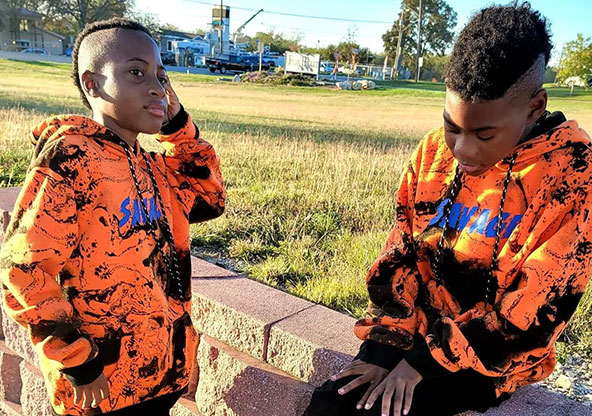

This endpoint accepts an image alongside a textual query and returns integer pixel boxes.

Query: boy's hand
[73,372,109,410]
[363,358,422,416]
[163,77,181,121]
[331,359,389,410]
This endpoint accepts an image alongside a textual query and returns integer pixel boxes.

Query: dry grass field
[1,58,591,356]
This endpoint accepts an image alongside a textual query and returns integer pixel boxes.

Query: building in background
[0,6,65,55]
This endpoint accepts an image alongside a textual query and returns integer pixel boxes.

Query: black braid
[433,165,464,286]
[140,149,186,300]
[486,153,518,305]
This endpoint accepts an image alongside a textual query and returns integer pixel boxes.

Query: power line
[181,0,393,24]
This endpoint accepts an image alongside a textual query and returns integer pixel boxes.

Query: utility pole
[415,0,423,83]
[394,1,405,80]
[219,0,223,57]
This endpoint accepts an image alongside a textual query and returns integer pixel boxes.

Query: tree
[557,34,592,87]
[44,0,130,32]
[383,0,456,77]
[419,53,449,81]
[125,7,163,41]
[240,30,302,54]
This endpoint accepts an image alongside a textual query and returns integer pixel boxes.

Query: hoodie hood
[29,114,140,160]
[495,111,591,169]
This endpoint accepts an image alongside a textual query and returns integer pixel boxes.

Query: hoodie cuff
[161,104,189,135]
[60,353,104,386]
[355,339,406,370]
[403,336,448,380]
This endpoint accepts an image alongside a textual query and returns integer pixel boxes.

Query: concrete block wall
[0,187,590,416]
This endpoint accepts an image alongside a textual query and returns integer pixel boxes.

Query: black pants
[304,352,509,416]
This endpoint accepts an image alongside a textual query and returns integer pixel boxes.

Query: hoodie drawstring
[433,153,518,306]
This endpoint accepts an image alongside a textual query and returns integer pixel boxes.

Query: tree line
[1,0,589,85]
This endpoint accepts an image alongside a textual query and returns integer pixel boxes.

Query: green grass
[1,58,592,356]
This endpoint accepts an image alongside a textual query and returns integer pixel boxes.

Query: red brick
[0,341,23,404]
[0,188,20,215]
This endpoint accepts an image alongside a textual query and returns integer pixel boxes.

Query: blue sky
[138,0,591,63]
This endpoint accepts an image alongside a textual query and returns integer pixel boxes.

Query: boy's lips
[146,103,166,118]
[458,161,484,174]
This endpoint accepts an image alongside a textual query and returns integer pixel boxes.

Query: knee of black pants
[303,375,385,416]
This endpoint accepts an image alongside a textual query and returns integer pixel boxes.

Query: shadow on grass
[374,79,447,92]
[5,59,64,68]
[0,94,420,148]
[546,88,592,99]
[375,79,592,99]
[193,111,420,148]
[0,95,87,116]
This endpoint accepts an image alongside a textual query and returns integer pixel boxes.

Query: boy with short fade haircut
[0,18,225,415]
[306,3,591,416]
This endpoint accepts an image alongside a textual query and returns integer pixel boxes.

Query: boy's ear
[526,88,548,123]
[81,70,101,98]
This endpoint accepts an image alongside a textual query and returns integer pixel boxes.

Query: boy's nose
[454,135,479,163]
[149,79,166,97]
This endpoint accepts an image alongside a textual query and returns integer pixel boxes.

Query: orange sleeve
[0,167,100,374]
[354,141,423,350]
[426,186,592,378]
[152,108,225,224]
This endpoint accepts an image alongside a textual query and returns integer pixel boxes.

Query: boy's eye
[476,131,494,140]
[158,76,168,85]
[130,69,144,77]
[444,124,460,134]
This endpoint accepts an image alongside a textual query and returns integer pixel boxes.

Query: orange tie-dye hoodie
[354,112,592,397]
[0,108,225,415]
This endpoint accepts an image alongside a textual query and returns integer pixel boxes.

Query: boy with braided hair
[305,3,592,416]
[0,18,225,415]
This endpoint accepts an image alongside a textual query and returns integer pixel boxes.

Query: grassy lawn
[1,58,592,356]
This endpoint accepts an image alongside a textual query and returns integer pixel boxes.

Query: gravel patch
[539,352,592,405]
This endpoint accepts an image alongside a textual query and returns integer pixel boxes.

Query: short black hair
[446,2,552,101]
[72,18,153,109]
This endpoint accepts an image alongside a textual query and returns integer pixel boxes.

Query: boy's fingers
[90,389,98,408]
[356,384,375,410]
[381,381,396,416]
[100,383,109,401]
[364,381,385,410]
[81,388,92,409]
[94,385,105,407]
[390,383,405,416]
[403,383,416,415]
[73,386,81,406]
[332,364,363,380]
[338,375,368,395]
